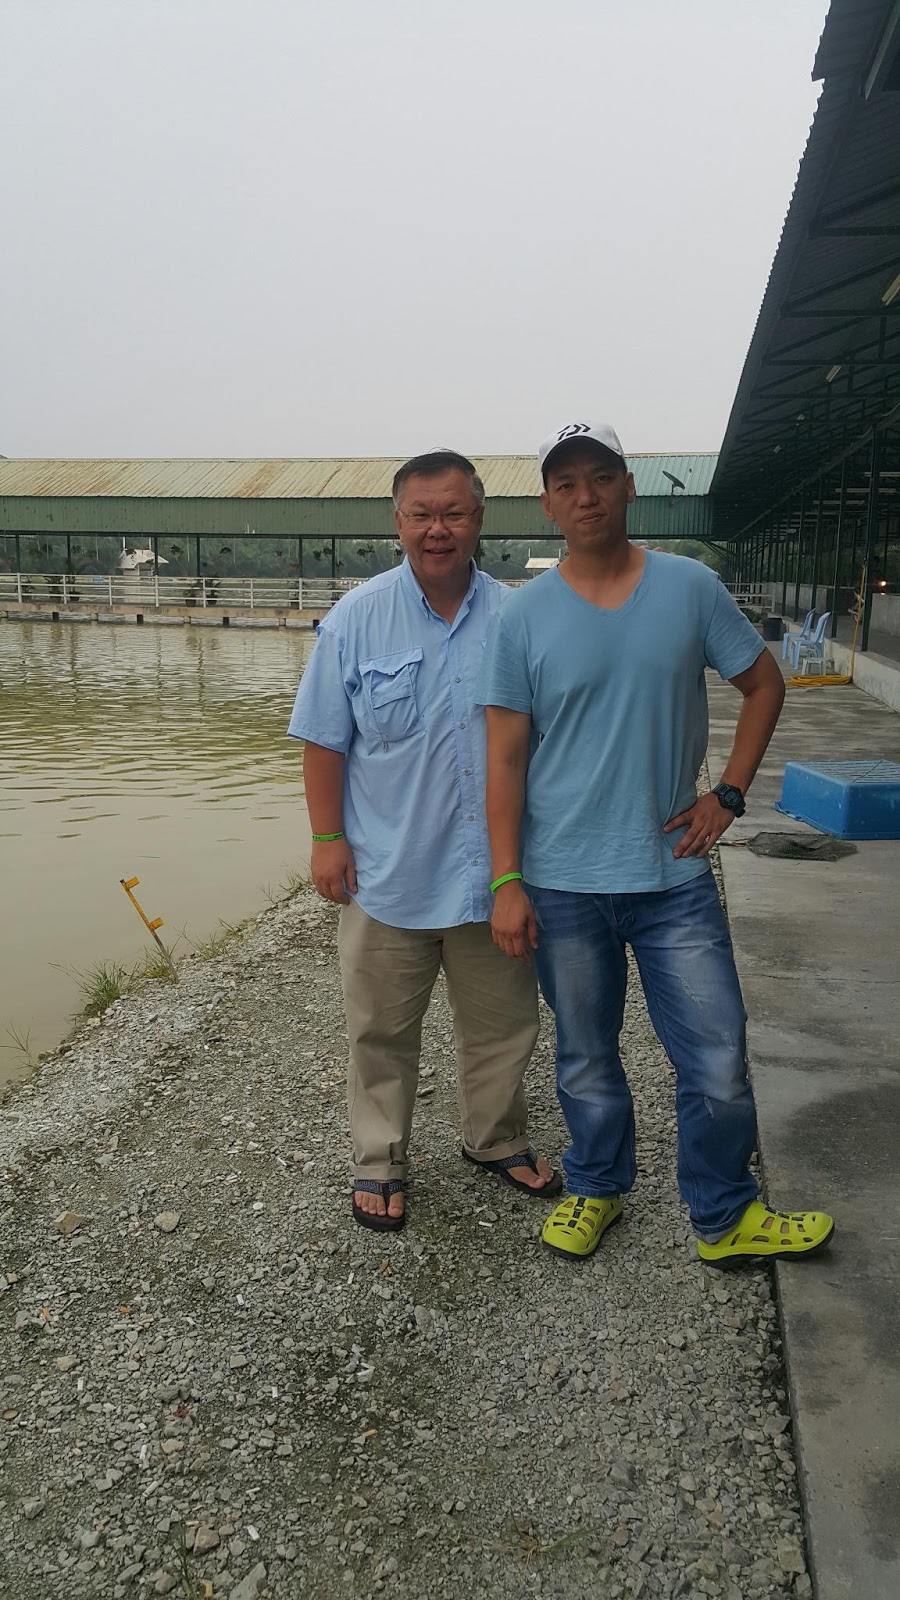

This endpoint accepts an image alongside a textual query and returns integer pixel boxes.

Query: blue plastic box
[775,760,900,840]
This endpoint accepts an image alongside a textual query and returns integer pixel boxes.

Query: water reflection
[0,621,314,1083]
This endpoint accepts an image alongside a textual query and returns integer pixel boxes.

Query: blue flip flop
[461,1146,563,1198]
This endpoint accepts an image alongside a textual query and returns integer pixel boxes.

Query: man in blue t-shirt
[478,420,834,1268]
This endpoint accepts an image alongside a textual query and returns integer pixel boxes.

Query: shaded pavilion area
[712,0,900,655]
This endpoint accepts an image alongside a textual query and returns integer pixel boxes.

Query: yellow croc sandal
[541,1195,623,1260]
[697,1199,835,1270]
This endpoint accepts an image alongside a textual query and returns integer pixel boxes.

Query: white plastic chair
[789,612,831,673]
[782,609,815,659]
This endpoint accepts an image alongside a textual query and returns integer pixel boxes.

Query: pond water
[0,620,314,1086]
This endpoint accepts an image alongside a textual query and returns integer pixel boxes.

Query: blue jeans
[527,872,758,1241]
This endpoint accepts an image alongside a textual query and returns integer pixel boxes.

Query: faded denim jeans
[527,872,758,1241]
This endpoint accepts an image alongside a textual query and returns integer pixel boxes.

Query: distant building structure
[0,454,720,577]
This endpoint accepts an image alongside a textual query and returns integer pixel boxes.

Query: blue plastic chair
[782,609,815,659]
[789,612,831,673]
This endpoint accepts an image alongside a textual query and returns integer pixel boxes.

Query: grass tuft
[170,1523,209,1598]
[279,869,308,898]
[138,942,180,983]
[186,922,240,961]
[76,961,132,1017]
[1,1025,41,1070]
[261,869,308,907]
[489,1520,591,1569]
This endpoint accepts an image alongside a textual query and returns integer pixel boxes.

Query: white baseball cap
[539,420,627,481]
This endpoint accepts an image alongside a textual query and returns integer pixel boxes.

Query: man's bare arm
[303,741,357,903]
[719,647,786,793]
[485,706,538,963]
[665,648,785,859]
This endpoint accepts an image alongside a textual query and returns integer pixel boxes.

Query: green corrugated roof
[0,453,718,501]
[629,454,718,497]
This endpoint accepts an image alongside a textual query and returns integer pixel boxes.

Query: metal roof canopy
[0,453,718,502]
[711,0,900,532]
[0,454,719,544]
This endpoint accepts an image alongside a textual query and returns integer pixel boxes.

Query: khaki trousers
[337,899,540,1182]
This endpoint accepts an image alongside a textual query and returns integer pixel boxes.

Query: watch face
[716,784,744,813]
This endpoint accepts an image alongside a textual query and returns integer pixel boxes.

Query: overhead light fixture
[825,364,843,382]
[882,271,900,306]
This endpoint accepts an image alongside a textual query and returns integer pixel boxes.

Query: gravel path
[0,885,811,1600]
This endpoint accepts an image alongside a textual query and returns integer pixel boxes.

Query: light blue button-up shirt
[287,558,505,929]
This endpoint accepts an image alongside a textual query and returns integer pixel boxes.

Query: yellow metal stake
[120,876,178,980]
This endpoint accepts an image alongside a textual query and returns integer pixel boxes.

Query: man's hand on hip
[664,792,735,859]
[311,840,358,904]
[491,882,538,965]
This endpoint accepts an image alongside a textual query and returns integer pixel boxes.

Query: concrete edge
[828,640,900,712]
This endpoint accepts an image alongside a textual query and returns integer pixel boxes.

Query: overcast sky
[1,0,829,460]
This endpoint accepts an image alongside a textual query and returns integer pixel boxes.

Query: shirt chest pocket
[358,647,424,743]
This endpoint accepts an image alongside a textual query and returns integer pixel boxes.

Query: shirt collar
[400,556,480,625]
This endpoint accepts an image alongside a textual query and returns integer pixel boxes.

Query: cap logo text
[556,422,591,442]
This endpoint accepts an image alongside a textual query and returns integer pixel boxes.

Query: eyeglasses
[397,509,479,531]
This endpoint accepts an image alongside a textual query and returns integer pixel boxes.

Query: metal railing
[725,583,767,610]
[0,572,366,611]
[1,570,543,617]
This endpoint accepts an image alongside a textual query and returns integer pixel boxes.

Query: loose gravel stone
[229,1563,268,1600]
[0,878,811,1599]
[54,1210,87,1235]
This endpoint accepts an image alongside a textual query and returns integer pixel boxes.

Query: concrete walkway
[707,656,900,1600]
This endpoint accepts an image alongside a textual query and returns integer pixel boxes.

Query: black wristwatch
[713,782,746,818]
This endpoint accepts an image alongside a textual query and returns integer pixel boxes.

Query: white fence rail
[0,573,366,611]
[725,583,767,610]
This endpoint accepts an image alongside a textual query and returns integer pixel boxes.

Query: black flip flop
[352,1179,406,1233]
[461,1146,563,1198]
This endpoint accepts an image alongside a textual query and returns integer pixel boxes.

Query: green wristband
[312,831,345,842]
[490,871,524,893]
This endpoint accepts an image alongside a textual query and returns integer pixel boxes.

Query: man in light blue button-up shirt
[288,451,559,1232]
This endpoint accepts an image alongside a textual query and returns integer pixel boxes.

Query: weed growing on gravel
[489,1520,592,1570]
[186,922,239,961]
[260,869,308,906]
[170,1524,209,1597]
[1,1024,41,1070]
[139,940,180,982]
[74,960,132,1017]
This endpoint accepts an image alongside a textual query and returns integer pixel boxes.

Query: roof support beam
[812,226,900,238]
[863,0,900,99]
[749,379,900,411]
[714,400,900,540]
[811,177,900,228]
[763,319,865,358]
[760,357,900,368]
[779,307,900,318]
[743,388,896,412]
[782,258,900,312]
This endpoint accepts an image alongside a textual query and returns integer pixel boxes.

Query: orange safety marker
[120,876,178,979]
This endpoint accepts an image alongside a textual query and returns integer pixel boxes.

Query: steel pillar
[860,431,882,653]
[830,460,846,639]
